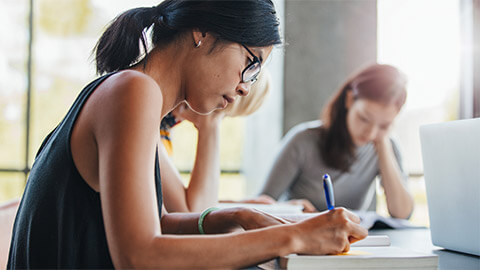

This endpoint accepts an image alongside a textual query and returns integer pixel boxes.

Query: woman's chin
[353,138,369,147]
[184,101,218,116]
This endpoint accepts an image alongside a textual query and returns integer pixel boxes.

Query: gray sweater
[260,120,407,212]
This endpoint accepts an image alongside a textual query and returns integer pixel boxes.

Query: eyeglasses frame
[241,45,262,84]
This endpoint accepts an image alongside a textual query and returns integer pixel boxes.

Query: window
[377,0,461,226]
[0,0,160,203]
[171,118,248,201]
[0,0,30,202]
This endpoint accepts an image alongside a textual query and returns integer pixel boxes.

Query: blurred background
[1,0,479,227]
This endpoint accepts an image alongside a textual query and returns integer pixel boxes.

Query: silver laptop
[420,118,480,256]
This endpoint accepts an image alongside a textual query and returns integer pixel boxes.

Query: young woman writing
[8,1,367,268]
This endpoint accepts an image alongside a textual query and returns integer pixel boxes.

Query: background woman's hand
[373,130,391,150]
[292,207,368,255]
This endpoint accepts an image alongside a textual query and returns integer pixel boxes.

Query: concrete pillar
[460,0,480,119]
[283,0,377,133]
[474,0,480,117]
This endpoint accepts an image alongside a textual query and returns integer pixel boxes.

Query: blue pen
[323,174,335,210]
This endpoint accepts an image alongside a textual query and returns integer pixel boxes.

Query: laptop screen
[420,118,480,256]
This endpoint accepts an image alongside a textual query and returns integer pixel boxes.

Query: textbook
[258,235,438,270]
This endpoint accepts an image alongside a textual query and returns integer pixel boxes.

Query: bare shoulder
[102,70,161,100]
[90,70,163,134]
[110,70,158,87]
[93,70,162,112]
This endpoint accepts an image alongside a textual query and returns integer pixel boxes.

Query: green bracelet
[198,207,219,235]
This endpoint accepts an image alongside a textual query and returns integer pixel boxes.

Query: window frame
[0,0,34,183]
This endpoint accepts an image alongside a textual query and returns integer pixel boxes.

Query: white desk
[370,229,480,270]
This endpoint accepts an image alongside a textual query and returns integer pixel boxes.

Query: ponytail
[94,7,156,74]
[94,0,281,75]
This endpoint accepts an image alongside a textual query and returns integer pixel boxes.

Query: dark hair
[94,0,281,74]
[320,64,407,172]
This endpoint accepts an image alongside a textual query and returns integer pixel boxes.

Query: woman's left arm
[160,207,290,234]
[161,104,224,213]
[375,137,414,219]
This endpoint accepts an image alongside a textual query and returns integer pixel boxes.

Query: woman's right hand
[291,207,368,255]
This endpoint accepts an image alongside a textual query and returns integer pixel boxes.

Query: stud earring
[195,40,202,48]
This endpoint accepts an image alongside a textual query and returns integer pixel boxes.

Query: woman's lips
[221,95,235,109]
[222,97,228,109]
[223,95,235,104]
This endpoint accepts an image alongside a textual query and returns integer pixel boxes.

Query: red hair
[320,64,407,171]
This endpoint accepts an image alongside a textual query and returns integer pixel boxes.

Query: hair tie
[150,5,167,25]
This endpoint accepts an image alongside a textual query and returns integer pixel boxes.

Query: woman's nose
[236,83,251,97]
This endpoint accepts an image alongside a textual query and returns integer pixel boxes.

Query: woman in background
[161,70,272,212]
[8,1,367,268]
[259,64,414,219]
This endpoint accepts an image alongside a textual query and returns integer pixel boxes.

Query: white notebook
[351,235,391,247]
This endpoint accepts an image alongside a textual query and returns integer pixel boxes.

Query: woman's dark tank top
[7,72,163,269]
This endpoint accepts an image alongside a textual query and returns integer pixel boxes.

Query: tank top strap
[154,145,162,217]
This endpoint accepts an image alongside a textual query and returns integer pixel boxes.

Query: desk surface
[370,228,480,270]
[260,228,480,269]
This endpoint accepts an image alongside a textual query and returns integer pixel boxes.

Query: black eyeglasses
[241,45,261,84]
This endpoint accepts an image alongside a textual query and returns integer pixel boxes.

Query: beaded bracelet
[198,207,220,234]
